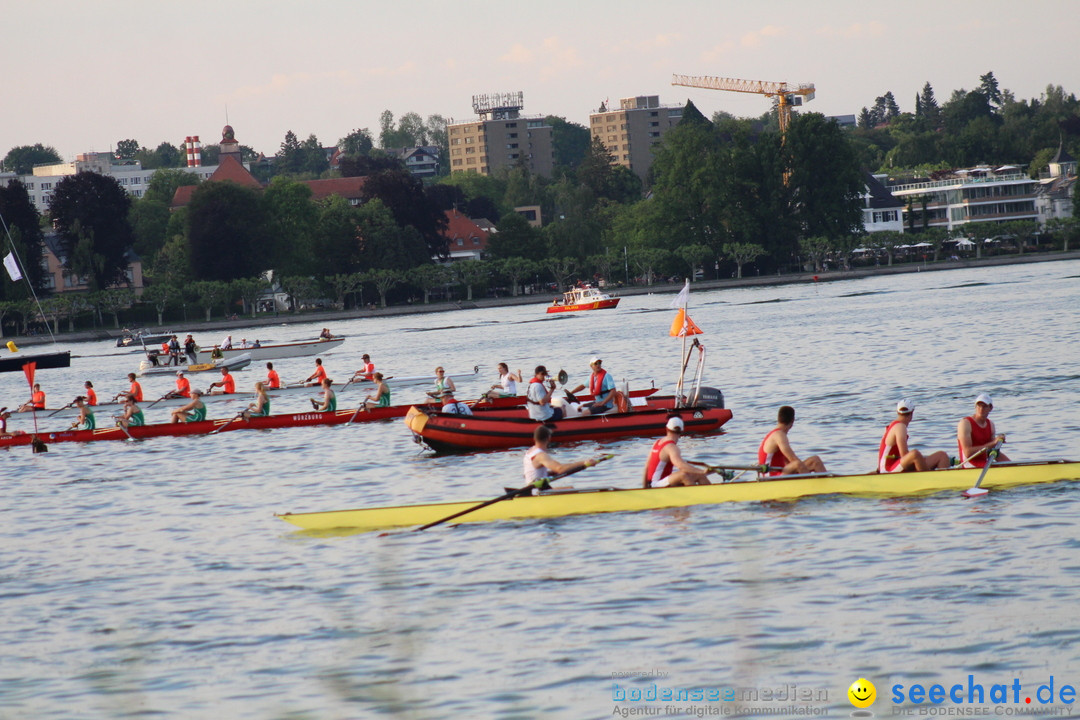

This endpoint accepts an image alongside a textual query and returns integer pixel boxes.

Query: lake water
[2,260,1079,719]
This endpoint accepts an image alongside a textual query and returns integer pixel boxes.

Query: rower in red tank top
[878,398,950,473]
[758,406,826,476]
[957,393,1008,468]
[642,417,709,488]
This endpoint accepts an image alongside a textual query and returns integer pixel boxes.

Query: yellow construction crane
[671,74,815,138]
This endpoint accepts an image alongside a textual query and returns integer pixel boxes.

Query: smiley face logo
[848,678,876,708]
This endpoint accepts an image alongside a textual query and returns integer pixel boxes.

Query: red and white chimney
[185,136,195,167]
[191,135,202,167]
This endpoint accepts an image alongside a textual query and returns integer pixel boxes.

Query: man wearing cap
[570,357,617,416]
[526,366,563,422]
[758,406,827,476]
[643,417,710,487]
[439,389,473,415]
[353,354,376,382]
[165,371,192,400]
[957,393,1009,468]
[878,399,950,473]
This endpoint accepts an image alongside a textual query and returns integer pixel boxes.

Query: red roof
[304,176,367,202]
[443,209,489,252]
[170,155,262,208]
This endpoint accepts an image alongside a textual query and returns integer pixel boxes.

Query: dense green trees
[49,172,137,291]
[187,182,267,281]
[0,180,47,298]
[2,144,61,174]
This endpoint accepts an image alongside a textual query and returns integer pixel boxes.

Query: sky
[5,0,1080,162]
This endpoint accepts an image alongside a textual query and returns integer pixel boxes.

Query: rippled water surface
[3,261,1080,719]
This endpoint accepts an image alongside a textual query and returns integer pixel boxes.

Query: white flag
[3,252,22,282]
[669,279,689,309]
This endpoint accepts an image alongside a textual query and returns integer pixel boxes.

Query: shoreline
[9,249,1080,348]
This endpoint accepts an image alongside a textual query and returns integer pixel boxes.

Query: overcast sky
[6,0,1080,161]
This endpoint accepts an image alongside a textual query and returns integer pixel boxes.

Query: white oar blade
[963,486,989,498]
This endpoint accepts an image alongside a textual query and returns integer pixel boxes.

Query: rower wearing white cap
[643,417,710,488]
[166,370,191,399]
[571,357,617,416]
[957,393,1009,468]
[878,398,950,473]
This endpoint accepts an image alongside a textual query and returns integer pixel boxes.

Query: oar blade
[962,486,989,498]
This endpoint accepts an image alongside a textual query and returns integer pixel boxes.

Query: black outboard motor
[688,386,724,409]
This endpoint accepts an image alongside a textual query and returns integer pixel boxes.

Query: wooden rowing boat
[404,401,732,453]
[276,461,1080,533]
[194,338,345,362]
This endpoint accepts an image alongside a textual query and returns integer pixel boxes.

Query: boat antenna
[0,210,58,345]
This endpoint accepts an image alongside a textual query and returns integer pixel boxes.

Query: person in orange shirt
[115,373,143,403]
[18,383,46,412]
[304,358,328,387]
[84,380,98,406]
[166,370,191,399]
[265,362,281,389]
[208,367,236,395]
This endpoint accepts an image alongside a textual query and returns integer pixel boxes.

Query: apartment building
[887,166,1039,232]
[447,92,554,177]
[589,95,683,183]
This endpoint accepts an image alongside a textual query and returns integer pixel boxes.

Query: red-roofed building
[171,155,262,208]
[442,209,490,261]
[304,177,368,205]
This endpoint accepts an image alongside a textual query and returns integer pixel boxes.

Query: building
[441,209,490,261]
[886,166,1039,233]
[447,92,554,177]
[41,234,143,295]
[861,173,904,233]
[589,96,683,183]
[1036,145,1077,223]
[387,146,440,179]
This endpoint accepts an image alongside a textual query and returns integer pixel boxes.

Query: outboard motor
[688,386,724,409]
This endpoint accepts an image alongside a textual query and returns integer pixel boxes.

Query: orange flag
[22,360,36,389]
[669,309,704,337]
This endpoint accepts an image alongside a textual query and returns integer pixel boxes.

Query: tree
[262,178,317,276]
[116,139,140,160]
[359,168,448,261]
[324,272,364,309]
[362,268,403,308]
[0,180,47,299]
[979,71,1003,109]
[720,242,765,279]
[586,248,619,285]
[917,82,942,130]
[231,277,268,318]
[49,171,136,291]
[545,257,576,292]
[629,248,670,285]
[88,288,134,329]
[3,144,61,174]
[147,234,192,287]
[141,283,178,325]
[546,116,591,170]
[189,280,229,321]
[451,260,490,301]
[276,131,304,175]
[278,276,319,313]
[496,258,536,296]
[786,114,865,241]
[798,236,832,273]
[187,182,268,281]
[409,264,452,303]
[487,212,545,261]
[338,128,374,157]
[866,230,905,266]
[1046,217,1079,252]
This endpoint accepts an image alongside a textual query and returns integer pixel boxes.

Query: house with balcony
[886,166,1039,233]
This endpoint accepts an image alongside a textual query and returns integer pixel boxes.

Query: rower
[265,362,281,389]
[84,381,98,406]
[243,382,271,421]
[166,370,192,399]
[352,354,375,382]
[116,373,143,404]
[18,383,46,413]
[758,406,826,476]
[71,396,96,430]
[486,363,522,401]
[426,366,456,399]
[116,394,145,429]
[208,366,236,395]
[170,390,206,424]
[304,358,328,387]
[957,393,1009,468]
[878,399,950,473]
[358,372,391,412]
[311,377,337,412]
[643,417,710,487]
[524,425,600,490]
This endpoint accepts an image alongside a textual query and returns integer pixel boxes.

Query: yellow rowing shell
[277,460,1080,534]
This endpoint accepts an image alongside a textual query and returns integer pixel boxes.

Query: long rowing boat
[276,460,1080,533]
[194,338,345,362]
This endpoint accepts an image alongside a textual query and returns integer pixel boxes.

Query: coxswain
[439,389,473,415]
[486,363,522,401]
[758,406,827,476]
[170,390,206,424]
[84,381,98,406]
[525,366,562,422]
[524,425,600,490]
[570,357,617,416]
[352,354,375,382]
[208,366,236,395]
[643,417,710,488]
[878,399,950,473]
[18,383,46,413]
[166,370,192,399]
[70,396,96,430]
[265,362,281,389]
[304,358,328,387]
[210,345,224,360]
[311,377,337,412]
[359,372,391,412]
[117,394,145,429]
[957,393,1009,467]
[243,382,271,421]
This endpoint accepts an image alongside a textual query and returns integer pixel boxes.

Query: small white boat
[138,353,252,377]
[194,338,345,362]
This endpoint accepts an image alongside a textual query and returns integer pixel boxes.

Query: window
[505,122,517,128]
[650,111,658,117]
[457,238,464,246]
[650,121,659,127]
[130,177,140,185]
[452,159,463,166]
[41,182,52,190]
[506,143,518,149]
[451,138,460,145]
[465,137,474,144]
[508,133,518,138]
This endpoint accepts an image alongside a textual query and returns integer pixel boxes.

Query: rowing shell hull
[545,298,620,313]
[405,404,732,453]
[194,338,345,362]
[277,460,1080,533]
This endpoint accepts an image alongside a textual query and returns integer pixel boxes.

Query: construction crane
[671,74,815,138]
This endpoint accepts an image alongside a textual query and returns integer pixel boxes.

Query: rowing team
[527,394,1009,489]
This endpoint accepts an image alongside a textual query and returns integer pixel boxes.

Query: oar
[47,401,76,418]
[112,418,135,441]
[962,441,1004,498]
[143,392,174,410]
[209,412,246,436]
[413,454,614,533]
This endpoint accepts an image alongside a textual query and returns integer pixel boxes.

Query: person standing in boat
[957,393,1009,468]
[524,425,601,489]
[304,358,328,387]
[878,399,950,473]
[525,366,562,421]
[265,362,281,389]
[486,363,522,401]
[184,335,198,364]
[311,377,337,412]
[70,396,95,430]
[168,335,182,366]
[570,357,617,416]
[243,382,271,421]
[352,354,376,382]
[359,372,391,412]
[208,367,236,395]
[171,390,206,423]
[426,366,456,400]
[18,383,46,412]
[644,417,710,487]
[165,370,192,400]
[758,406,827,476]
[84,381,98,406]
[116,394,145,429]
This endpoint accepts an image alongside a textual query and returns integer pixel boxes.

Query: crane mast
[671,74,815,137]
